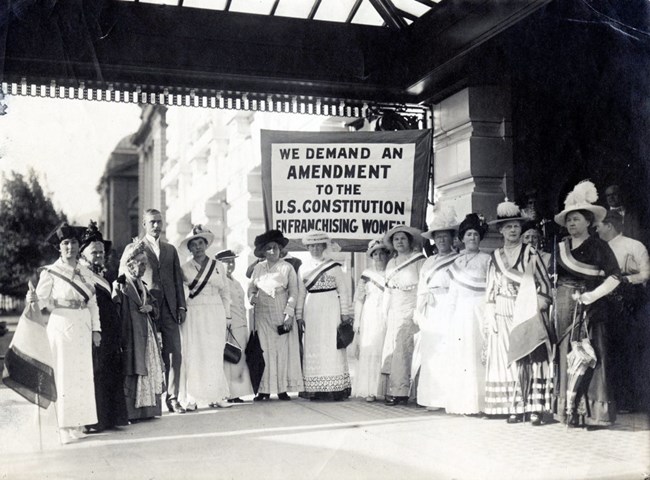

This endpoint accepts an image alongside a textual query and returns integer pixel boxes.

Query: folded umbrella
[245,309,265,394]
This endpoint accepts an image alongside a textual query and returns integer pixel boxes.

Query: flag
[2,290,57,408]
[508,265,552,365]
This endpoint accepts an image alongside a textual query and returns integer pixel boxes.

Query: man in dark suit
[141,209,187,413]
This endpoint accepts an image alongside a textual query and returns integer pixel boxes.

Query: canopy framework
[0,0,551,114]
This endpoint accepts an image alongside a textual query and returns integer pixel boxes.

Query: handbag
[224,325,242,364]
[336,322,355,349]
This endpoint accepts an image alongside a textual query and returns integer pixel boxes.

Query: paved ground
[2,314,649,480]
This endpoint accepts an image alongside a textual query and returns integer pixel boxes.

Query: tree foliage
[0,170,67,296]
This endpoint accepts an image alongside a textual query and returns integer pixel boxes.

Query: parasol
[565,300,597,422]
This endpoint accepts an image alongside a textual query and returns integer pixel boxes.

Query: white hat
[554,180,607,226]
[366,238,389,257]
[382,224,423,250]
[422,204,458,240]
[179,225,215,251]
[302,230,331,245]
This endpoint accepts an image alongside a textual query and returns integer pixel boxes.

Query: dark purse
[224,325,242,364]
[336,322,355,349]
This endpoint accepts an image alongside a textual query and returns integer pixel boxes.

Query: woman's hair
[119,240,146,275]
[568,209,595,225]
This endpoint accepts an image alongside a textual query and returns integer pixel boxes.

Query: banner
[260,129,432,251]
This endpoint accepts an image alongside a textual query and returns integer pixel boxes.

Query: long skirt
[381,289,417,398]
[484,295,524,415]
[554,284,616,426]
[47,308,98,428]
[352,294,386,399]
[303,290,351,395]
[224,319,254,399]
[255,289,304,394]
[445,295,486,414]
[125,319,164,420]
[179,298,230,407]
[417,294,450,408]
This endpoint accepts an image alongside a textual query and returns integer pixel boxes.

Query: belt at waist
[557,278,587,290]
[53,299,88,309]
[307,287,337,294]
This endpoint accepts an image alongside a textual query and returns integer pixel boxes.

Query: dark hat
[79,220,112,253]
[46,222,85,247]
[458,213,488,241]
[253,230,289,258]
[216,249,238,260]
[488,200,527,226]
[520,220,542,235]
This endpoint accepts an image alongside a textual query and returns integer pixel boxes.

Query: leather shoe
[253,394,270,402]
[171,400,186,414]
[506,414,522,424]
[277,392,291,401]
[529,413,542,426]
[228,397,245,403]
[385,396,408,406]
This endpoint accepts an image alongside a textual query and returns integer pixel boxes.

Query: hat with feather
[79,220,112,253]
[422,204,458,240]
[554,180,607,226]
[488,199,527,225]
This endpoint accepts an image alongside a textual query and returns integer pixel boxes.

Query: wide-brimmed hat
[79,220,112,253]
[180,225,215,251]
[301,230,331,246]
[458,213,488,240]
[382,224,423,250]
[46,222,85,247]
[215,249,238,261]
[488,200,527,226]
[254,230,289,258]
[366,239,389,257]
[422,204,458,240]
[554,180,607,226]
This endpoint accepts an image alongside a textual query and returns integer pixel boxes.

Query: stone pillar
[433,87,513,224]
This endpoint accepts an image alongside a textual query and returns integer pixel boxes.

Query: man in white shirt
[604,184,645,244]
[596,210,650,411]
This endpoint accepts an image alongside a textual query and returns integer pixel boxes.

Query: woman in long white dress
[178,226,232,410]
[445,214,491,415]
[352,239,389,401]
[216,249,254,402]
[381,225,426,406]
[32,224,102,444]
[297,230,353,401]
[415,206,459,410]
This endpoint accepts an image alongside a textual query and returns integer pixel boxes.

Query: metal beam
[346,0,363,23]
[368,0,408,31]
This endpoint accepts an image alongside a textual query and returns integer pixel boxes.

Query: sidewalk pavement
[1,385,648,480]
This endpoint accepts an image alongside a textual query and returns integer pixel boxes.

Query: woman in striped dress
[352,239,390,401]
[445,214,491,415]
[484,201,552,425]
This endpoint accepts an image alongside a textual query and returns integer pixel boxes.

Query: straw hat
[554,180,607,226]
[422,204,458,240]
[366,238,389,257]
[179,225,215,251]
[382,224,423,250]
[301,230,331,245]
[253,230,289,258]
